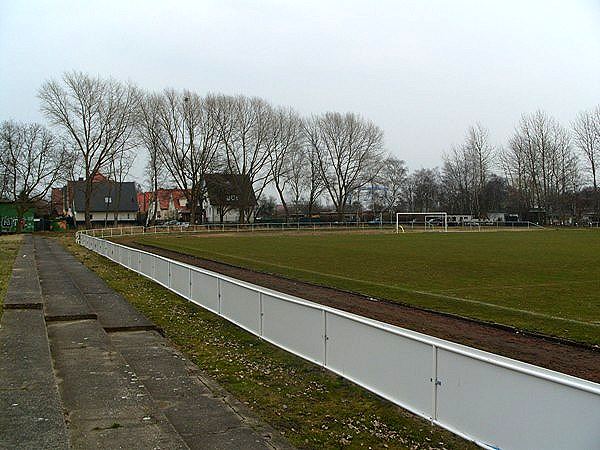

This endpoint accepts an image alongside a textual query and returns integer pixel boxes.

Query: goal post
[396,212,448,233]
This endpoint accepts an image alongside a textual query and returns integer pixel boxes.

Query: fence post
[217,278,222,314]
[431,345,439,421]
[322,310,328,366]
[259,293,264,337]
[168,261,171,288]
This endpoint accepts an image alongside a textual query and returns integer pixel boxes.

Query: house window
[179,199,187,206]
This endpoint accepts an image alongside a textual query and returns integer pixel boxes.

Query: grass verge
[0,234,23,320]
[58,235,475,450]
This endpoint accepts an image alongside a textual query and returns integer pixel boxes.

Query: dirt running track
[121,239,600,383]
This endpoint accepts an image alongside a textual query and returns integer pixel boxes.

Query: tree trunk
[336,205,344,222]
[15,202,27,233]
[85,179,93,229]
[113,184,123,227]
[151,192,158,226]
[275,185,289,222]
[197,186,206,224]
[189,191,197,224]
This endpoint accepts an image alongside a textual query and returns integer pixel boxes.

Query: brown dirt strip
[120,239,600,383]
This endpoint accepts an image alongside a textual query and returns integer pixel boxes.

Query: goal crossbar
[396,212,448,233]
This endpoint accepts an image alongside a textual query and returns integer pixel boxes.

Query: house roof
[69,180,138,213]
[137,189,190,213]
[205,174,257,207]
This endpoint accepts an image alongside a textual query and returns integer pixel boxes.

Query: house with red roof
[138,174,257,224]
[137,189,191,224]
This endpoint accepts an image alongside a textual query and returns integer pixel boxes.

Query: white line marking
[154,243,599,328]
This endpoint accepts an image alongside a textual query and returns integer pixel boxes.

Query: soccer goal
[396,212,448,233]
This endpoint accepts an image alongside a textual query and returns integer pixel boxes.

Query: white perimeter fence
[77,231,600,450]
[81,220,547,238]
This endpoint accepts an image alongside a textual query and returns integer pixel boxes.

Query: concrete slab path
[0,236,292,450]
[0,236,69,450]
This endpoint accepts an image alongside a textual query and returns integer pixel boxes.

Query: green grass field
[134,230,600,345]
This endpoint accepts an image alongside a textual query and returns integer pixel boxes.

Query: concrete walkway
[0,236,291,449]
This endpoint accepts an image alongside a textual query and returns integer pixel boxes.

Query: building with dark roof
[204,174,257,223]
[52,174,138,224]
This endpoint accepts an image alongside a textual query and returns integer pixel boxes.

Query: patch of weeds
[0,234,23,320]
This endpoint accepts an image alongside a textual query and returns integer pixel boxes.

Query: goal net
[396,212,448,233]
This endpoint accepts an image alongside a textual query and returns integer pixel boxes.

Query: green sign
[0,204,34,233]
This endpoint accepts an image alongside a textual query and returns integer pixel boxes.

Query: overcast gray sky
[1,0,599,183]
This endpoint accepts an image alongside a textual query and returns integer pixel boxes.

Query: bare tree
[138,93,167,225]
[266,107,302,220]
[210,94,272,223]
[502,111,579,221]
[152,90,221,224]
[0,121,66,231]
[465,124,494,215]
[0,153,9,199]
[305,112,384,220]
[376,156,408,219]
[404,168,442,212]
[286,145,306,214]
[39,71,140,228]
[443,124,494,216]
[572,106,600,212]
[443,145,472,214]
[286,141,325,217]
[109,145,137,226]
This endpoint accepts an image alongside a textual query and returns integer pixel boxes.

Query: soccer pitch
[134,230,600,345]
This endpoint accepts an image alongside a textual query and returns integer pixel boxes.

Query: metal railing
[79,220,550,239]
[77,230,600,450]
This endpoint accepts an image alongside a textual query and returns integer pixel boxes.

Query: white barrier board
[326,312,433,417]
[155,258,169,287]
[261,294,324,364]
[140,253,154,278]
[220,280,260,333]
[190,271,220,313]
[170,263,190,298]
[436,348,600,450]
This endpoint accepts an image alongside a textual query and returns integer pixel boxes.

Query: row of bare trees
[27,72,386,226]
[136,91,386,224]
[0,122,68,230]
[441,109,600,220]
[1,70,599,227]
[347,109,599,222]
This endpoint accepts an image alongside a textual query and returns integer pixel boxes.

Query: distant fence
[77,230,600,450]
[81,220,546,239]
